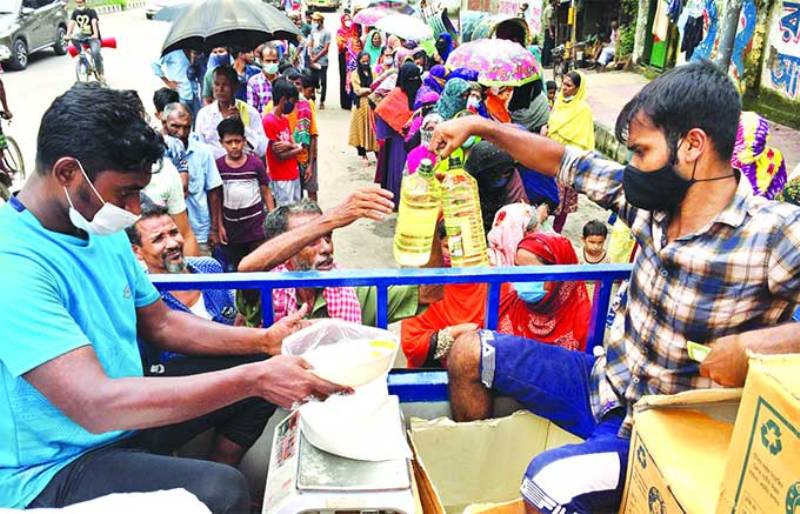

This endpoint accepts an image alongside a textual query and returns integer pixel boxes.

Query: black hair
[272,78,299,106]
[565,71,581,88]
[263,200,323,241]
[615,60,741,161]
[546,80,557,91]
[212,64,238,88]
[582,219,608,238]
[36,84,164,180]
[118,89,148,119]
[126,193,169,245]
[231,46,249,58]
[278,61,295,75]
[153,87,180,113]
[283,69,302,82]
[301,71,318,89]
[217,117,245,140]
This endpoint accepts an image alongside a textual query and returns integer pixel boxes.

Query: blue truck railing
[151,264,632,401]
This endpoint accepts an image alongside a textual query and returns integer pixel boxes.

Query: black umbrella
[161,0,301,55]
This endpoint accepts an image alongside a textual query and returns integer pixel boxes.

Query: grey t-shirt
[310,27,331,67]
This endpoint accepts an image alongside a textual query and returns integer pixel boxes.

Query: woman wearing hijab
[435,33,453,63]
[435,78,470,120]
[508,79,550,133]
[364,29,383,69]
[400,223,590,368]
[405,90,440,150]
[487,203,536,267]
[348,52,379,163]
[417,64,448,99]
[336,13,359,110]
[542,71,594,233]
[464,140,529,235]
[485,86,514,123]
[374,62,422,203]
[496,232,591,352]
[405,112,443,174]
[344,38,363,105]
[732,111,787,200]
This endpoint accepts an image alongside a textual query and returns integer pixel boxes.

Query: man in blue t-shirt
[0,85,359,512]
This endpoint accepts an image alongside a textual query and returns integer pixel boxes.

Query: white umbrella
[375,13,433,42]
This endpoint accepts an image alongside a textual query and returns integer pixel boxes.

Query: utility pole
[715,0,744,70]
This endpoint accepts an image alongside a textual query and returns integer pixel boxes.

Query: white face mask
[64,160,141,235]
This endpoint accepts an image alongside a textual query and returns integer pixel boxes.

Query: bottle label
[448,235,465,258]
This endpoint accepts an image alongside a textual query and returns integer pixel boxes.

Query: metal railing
[150,264,633,354]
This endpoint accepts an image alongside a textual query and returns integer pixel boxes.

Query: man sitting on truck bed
[432,61,800,514]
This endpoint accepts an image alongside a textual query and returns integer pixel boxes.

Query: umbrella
[353,6,394,26]
[375,13,432,42]
[367,0,415,13]
[161,0,300,55]
[446,39,540,87]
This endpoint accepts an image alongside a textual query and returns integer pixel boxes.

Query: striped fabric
[559,147,800,436]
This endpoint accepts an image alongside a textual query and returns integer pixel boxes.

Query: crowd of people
[2,3,800,514]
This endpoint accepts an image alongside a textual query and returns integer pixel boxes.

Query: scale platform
[263,408,417,514]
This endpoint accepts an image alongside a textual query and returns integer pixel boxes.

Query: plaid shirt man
[560,147,800,436]
[247,72,273,115]
[271,263,363,324]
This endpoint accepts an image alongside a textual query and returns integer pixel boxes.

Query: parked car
[305,0,339,12]
[0,0,68,70]
[144,0,188,19]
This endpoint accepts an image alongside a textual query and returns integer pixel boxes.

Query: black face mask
[622,140,735,211]
[622,161,692,212]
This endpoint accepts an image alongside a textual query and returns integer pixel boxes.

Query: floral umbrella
[375,13,433,42]
[353,6,394,26]
[445,38,540,87]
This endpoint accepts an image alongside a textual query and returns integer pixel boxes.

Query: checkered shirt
[247,73,273,116]
[271,264,363,324]
[559,147,800,436]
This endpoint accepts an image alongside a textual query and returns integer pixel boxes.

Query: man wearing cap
[307,12,331,109]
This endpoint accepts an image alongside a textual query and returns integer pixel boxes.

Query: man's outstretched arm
[429,116,566,176]
[238,186,394,272]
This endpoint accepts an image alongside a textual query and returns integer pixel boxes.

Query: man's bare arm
[429,116,566,176]
[238,186,395,272]
[172,210,199,257]
[701,323,800,387]
[24,346,346,433]
[137,299,308,356]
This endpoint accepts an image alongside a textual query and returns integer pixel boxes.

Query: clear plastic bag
[285,320,410,461]
[282,319,399,387]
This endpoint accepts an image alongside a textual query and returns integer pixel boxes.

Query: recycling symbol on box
[637,446,648,469]
[787,482,800,514]
[760,419,783,456]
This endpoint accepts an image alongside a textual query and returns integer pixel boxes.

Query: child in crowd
[284,71,320,201]
[580,219,609,264]
[215,117,273,271]
[262,78,303,206]
[546,80,557,109]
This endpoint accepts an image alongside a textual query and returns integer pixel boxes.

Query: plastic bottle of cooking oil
[441,155,488,267]
[393,159,442,267]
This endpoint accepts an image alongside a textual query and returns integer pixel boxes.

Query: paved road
[2,8,399,269]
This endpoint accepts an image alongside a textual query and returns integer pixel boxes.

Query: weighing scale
[263,405,417,514]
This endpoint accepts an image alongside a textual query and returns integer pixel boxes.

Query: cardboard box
[619,389,742,514]
[717,354,800,514]
[621,354,800,514]
[410,411,581,513]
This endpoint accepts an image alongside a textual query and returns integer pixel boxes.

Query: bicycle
[73,40,102,83]
[551,43,572,87]
[0,113,24,201]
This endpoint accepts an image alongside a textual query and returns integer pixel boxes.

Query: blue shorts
[479,331,629,514]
